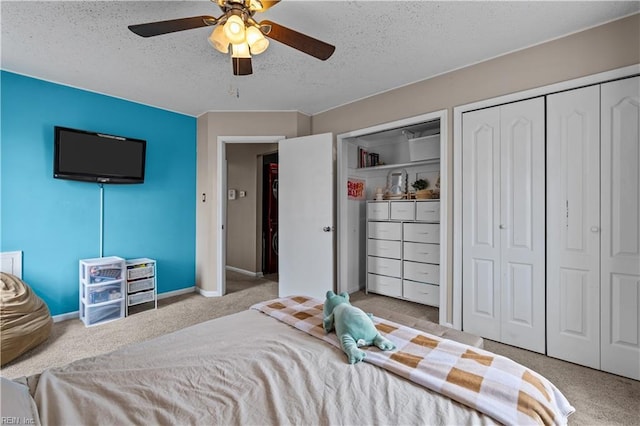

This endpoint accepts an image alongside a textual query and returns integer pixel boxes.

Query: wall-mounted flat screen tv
[54,126,146,184]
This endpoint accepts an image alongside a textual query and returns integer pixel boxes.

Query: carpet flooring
[2,279,639,425]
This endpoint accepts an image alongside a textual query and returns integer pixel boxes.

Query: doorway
[217,136,284,296]
[261,152,279,277]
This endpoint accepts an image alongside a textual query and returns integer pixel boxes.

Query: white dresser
[366,200,441,306]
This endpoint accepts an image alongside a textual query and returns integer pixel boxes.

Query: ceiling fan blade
[232,57,253,76]
[129,16,218,38]
[260,20,335,61]
[252,0,281,12]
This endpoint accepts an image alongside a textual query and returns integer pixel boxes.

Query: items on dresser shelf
[79,256,126,327]
[126,258,157,316]
[366,200,441,307]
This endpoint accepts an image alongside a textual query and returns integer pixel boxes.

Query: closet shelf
[353,158,440,172]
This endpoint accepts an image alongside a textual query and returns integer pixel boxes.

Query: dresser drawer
[368,239,401,259]
[390,201,414,220]
[403,223,440,244]
[403,261,440,284]
[404,242,440,264]
[368,221,402,240]
[368,256,401,278]
[416,201,440,222]
[367,202,389,220]
[368,274,402,298]
[403,281,440,306]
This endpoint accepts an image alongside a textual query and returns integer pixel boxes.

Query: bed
[2,296,574,425]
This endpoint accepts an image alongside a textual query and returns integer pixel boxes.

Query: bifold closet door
[600,76,640,380]
[462,97,545,353]
[546,85,601,369]
[462,106,502,342]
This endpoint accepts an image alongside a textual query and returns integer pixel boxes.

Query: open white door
[278,133,334,299]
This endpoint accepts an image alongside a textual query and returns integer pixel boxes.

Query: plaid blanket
[251,296,575,426]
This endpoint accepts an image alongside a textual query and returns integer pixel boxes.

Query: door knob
[323,226,334,232]
[499,225,506,229]
[590,226,600,233]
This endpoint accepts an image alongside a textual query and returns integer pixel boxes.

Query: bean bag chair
[1,272,52,366]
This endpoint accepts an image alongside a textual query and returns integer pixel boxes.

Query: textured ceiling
[2,1,638,117]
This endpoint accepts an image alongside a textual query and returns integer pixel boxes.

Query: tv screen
[54,126,146,184]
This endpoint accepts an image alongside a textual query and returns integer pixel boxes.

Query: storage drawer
[403,261,440,284]
[367,202,389,220]
[368,239,401,259]
[84,281,123,305]
[368,221,402,240]
[127,300,156,316]
[403,223,440,244]
[128,289,155,306]
[403,281,440,306]
[390,201,414,220]
[368,256,401,278]
[404,242,440,264]
[82,299,124,327]
[416,201,440,222]
[127,263,155,281]
[128,277,155,293]
[368,274,402,298]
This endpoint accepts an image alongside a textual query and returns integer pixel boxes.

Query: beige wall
[311,13,639,322]
[196,112,311,293]
[196,14,639,303]
[226,143,277,273]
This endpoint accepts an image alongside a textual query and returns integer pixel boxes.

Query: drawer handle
[418,252,431,255]
[422,210,436,213]
[418,232,430,235]
[397,209,408,212]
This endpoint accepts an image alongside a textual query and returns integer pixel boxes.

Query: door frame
[216,135,285,297]
[453,64,639,330]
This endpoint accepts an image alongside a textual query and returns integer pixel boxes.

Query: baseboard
[157,286,196,300]
[196,287,221,297]
[52,286,197,322]
[53,311,79,323]
[225,265,260,277]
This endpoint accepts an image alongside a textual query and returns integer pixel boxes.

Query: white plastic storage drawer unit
[79,256,126,327]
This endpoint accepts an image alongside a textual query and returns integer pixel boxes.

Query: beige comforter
[24,310,496,425]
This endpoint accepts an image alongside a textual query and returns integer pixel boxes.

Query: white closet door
[546,86,601,368]
[462,106,502,341]
[499,98,546,353]
[600,76,640,380]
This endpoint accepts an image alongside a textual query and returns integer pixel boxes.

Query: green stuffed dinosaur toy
[323,290,396,364]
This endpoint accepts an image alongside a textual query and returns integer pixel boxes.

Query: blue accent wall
[1,71,197,316]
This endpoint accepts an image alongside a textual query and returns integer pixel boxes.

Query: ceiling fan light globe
[208,25,229,53]
[231,42,251,59]
[224,15,246,44]
[246,26,269,55]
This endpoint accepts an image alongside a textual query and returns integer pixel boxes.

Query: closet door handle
[499,225,506,230]
[590,226,600,233]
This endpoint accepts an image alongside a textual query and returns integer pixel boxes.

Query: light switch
[228,189,236,200]
[239,190,246,198]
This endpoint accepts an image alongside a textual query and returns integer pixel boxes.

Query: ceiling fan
[128,0,335,76]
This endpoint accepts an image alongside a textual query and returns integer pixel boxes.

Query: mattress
[21,309,497,425]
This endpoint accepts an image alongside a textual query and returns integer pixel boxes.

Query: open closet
[337,110,447,318]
